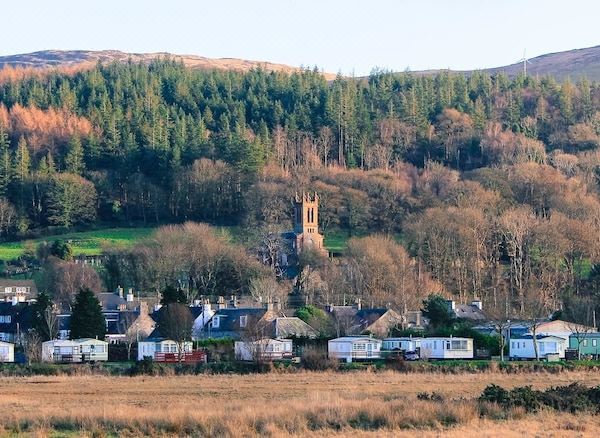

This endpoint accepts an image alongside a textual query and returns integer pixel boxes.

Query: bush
[301,347,338,371]
[130,357,157,376]
[480,383,600,413]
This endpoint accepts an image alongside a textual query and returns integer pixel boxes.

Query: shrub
[301,347,338,371]
[480,383,600,414]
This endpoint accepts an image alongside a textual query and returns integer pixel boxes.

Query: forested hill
[1,59,600,318]
[0,49,336,79]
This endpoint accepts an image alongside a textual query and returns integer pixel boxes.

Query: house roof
[329,336,382,343]
[423,337,472,341]
[454,304,486,321]
[76,338,108,344]
[0,302,33,332]
[570,332,600,338]
[98,293,128,311]
[383,337,423,342]
[271,317,319,339]
[514,334,567,341]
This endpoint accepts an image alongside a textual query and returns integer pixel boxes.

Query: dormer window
[212,316,220,328]
[240,315,247,328]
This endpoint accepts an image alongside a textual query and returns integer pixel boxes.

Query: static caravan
[234,338,293,361]
[42,339,108,363]
[569,333,600,358]
[137,339,194,361]
[420,337,473,360]
[328,336,382,363]
[0,341,14,362]
[382,337,421,353]
[509,335,567,360]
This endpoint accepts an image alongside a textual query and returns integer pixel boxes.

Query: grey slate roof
[271,317,318,338]
[454,304,487,321]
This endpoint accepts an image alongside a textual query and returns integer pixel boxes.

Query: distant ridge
[0,49,337,80]
[410,45,600,81]
[2,46,600,82]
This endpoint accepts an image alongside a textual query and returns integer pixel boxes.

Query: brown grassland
[1,370,600,437]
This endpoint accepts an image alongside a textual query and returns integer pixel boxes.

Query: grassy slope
[0,228,155,261]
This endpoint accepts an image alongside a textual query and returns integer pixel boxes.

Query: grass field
[1,370,600,436]
[0,227,156,261]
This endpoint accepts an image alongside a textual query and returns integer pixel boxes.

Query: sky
[2,0,600,76]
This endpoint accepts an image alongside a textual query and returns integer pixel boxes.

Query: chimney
[471,299,483,310]
[355,298,362,311]
[126,288,134,303]
[11,295,18,306]
[217,296,226,310]
[447,300,456,311]
[117,286,124,299]
[229,295,238,308]
[203,299,212,312]
[193,299,201,307]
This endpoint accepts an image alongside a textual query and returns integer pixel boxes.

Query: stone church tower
[291,192,325,255]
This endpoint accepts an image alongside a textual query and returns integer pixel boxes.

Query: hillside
[0,49,337,80]
[413,44,600,81]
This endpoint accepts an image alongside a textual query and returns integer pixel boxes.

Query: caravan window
[593,339,597,347]
[353,343,366,351]
[583,340,588,347]
[450,340,467,350]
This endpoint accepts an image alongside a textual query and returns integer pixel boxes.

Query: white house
[42,339,108,363]
[328,336,382,362]
[509,335,567,360]
[0,341,14,362]
[137,339,194,361]
[234,338,293,361]
[382,337,421,353]
[420,337,473,359]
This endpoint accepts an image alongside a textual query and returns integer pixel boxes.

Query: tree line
[2,59,600,320]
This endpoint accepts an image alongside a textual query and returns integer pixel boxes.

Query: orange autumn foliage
[0,103,94,156]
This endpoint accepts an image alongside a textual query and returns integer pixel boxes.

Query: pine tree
[13,136,30,183]
[0,128,10,196]
[70,288,105,340]
[64,136,85,174]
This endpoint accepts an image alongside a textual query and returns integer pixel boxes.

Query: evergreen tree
[64,136,85,174]
[421,295,456,330]
[160,285,187,305]
[31,291,58,341]
[13,136,30,183]
[0,128,10,196]
[70,288,106,340]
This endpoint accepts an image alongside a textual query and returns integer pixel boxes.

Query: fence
[154,351,207,363]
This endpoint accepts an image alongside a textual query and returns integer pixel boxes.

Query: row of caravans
[328,336,474,363]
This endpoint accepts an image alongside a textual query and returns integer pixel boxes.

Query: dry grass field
[1,370,600,436]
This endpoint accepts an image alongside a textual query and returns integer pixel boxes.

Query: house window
[212,317,220,328]
[240,315,247,328]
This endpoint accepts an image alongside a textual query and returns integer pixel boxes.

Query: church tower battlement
[288,191,325,255]
[293,191,320,235]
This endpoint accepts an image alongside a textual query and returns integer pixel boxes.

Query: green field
[0,226,354,261]
[324,230,352,253]
[0,228,156,261]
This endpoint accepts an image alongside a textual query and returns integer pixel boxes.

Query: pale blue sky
[2,0,599,75]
